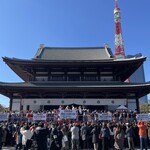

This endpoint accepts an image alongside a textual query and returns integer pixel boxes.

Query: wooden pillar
[136,98,140,113]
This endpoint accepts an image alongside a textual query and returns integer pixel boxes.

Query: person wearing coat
[80,122,90,150]
[2,125,7,146]
[125,124,135,150]
[32,122,48,150]
[20,125,33,150]
[49,123,58,150]
[114,124,124,150]
[91,124,99,150]
[14,127,22,150]
[100,122,110,150]
[147,123,150,147]
[61,124,69,150]
[55,126,63,150]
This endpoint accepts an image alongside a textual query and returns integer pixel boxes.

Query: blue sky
[0,0,150,107]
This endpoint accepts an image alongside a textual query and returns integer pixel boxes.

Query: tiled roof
[34,47,114,60]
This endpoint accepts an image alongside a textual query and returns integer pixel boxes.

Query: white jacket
[20,127,33,145]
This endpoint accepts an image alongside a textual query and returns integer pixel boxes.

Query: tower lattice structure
[114,0,130,83]
[114,0,125,58]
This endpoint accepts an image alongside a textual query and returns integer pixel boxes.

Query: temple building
[0,44,150,112]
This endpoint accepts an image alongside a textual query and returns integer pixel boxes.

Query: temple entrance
[44,105,58,110]
[43,104,105,111]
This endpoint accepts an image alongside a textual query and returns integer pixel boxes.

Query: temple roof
[34,47,114,60]
[2,53,146,82]
[0,81,150,99]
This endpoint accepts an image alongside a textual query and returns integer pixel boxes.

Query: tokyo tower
[114,0,125,58]
[114,0,130,82]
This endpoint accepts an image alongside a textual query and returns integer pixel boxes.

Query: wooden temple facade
[0,45,150,112]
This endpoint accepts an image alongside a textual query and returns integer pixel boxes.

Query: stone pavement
[2,146,15,150]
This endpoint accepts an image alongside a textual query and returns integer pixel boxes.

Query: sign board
[98,113,112,121]
[136,114,150,121]
[59,110,77,119]
[33,113,47,121]
[0,113,8,121]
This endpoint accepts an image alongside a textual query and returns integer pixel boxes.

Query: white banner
[33,114,47,121]
[98,113,112,121]
[59,110,77,119]
[136,114,150,121]
[0,113,8,121]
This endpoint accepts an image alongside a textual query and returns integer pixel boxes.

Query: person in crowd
[78,106,83,121]
[20,124,33,150]
[32,122,48,150]
[49,135,58,150]
[82,107,88,122]
[114,124,125,150]
[2,124,7,146]
[91,124,99,150]
[55,126,63,150]
[122,123,128,148]
[14,127,22,150]
[70,123,79,150]
[126,123,135,150]
[48,123,57,150]
[80,122,90,149]
[49,122,59,150]
[0,124,3,150]
[100,122,110,150]
[43,122,50,149]
[137,121,148,150]
[132,122,140,147]
[7,122,15,146]
[26,111,33,123]
[61,124,69,150]
[147,122,150,147]
[107,122,114,150]
[87,121,94,150]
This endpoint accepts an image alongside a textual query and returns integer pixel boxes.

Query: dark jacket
[101,126,110,138]
[49,127,63,150]
[33,127,48,150]
[126,126,135,138]
[91,125,99,144]
[80,125,90,140]
[0,126,3,138]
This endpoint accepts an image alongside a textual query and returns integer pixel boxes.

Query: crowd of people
[0,105,150,150]
[5,105,137,123]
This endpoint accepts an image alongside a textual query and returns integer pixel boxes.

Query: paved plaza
[2,147,15,150]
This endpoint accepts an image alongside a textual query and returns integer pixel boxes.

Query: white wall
[12,99,20,111]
